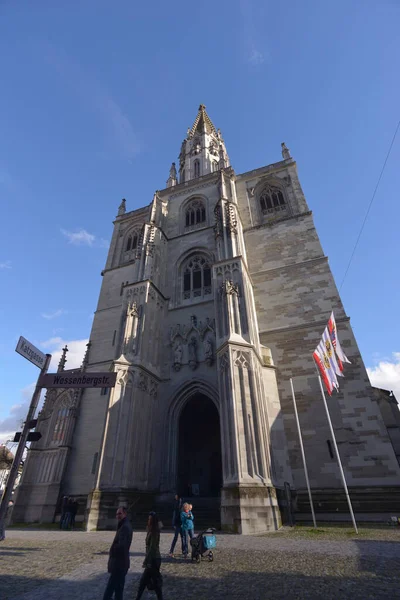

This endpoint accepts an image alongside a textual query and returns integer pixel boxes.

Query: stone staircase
[129,495,221,531]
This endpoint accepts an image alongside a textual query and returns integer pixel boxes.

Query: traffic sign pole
[0,353,52,531]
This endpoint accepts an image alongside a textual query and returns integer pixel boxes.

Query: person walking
[181,502,194,558]
[0,500,14,541]
[168,493,183,557]
[59,496,68,529]
[71,498,78,529]
[102,506,133,600]
[62,498,74,530]
[135,511,163,600]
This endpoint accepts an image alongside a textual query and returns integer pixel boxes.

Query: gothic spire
[81,342,91,371]
[118,198,126,216]
[189,104,218,136]
[178,104,229,184]
[57,345,68,372]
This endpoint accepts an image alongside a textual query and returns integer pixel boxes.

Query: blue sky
[1,0,399,443]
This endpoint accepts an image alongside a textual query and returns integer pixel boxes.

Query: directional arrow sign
[38,372,117,389]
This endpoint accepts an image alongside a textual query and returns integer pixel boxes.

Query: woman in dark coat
[135,512,163,600]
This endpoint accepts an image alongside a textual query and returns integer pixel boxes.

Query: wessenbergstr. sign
[15,336,47,369]
[38,372,117,389]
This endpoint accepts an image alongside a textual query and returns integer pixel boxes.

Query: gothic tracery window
[182,254,212,300]
[126,232,138,252]
[185,199,206,228]
[211,161,219,173]
[194,160,200,178]
[259,185,286,215]
[52,407,69,444]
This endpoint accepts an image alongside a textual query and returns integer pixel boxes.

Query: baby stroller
[190,527,217,563]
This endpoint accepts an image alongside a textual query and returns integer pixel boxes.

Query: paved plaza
[1,527,400,599]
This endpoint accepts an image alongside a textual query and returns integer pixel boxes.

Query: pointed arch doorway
[177,393,222,498]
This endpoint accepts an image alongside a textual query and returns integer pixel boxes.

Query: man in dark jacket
[103,506,133,600]
[168,494,183,556]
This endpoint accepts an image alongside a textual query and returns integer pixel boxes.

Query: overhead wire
[339,118,400,291]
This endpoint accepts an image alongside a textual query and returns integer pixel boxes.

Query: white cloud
[239,0,268,67]
[0,337,89,443]
[61,228,95,246]
[248,46,265,66]
[41,309,66,320]
[44,43,139,160]
[367,352,400,399]
[40,337,89,371]
[0,384,37,444]
[0,260,12,270]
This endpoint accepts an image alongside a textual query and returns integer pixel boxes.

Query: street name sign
[38,372,117,389]
[15,336,47,369]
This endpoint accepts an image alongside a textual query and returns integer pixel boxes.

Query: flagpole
[290,378,317,528]
[316,373,358,534]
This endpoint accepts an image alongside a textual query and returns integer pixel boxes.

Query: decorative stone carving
[214,205,223,239]
[219,145,226,168]
[234,351,250,369]
[215,260,240,277]
[188,337,198,370]
[191,140,201,155]
[138,372,148,392]
[170,316,216,343]
[219,351,230,372]
[220,280,239,296]
[60,390,77,409]
[204,337,213,366]
[225,203,237,234]
[173,342,183,371]
[117,370,129,386]
[149,379,158,397]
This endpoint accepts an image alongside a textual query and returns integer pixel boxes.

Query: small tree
[0,446,14,470]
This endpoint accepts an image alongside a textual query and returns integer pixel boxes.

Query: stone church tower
[14,105,400,533]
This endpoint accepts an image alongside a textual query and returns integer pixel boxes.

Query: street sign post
[38,372,117,389]
[15,336,47,369]
[0,350,51,534]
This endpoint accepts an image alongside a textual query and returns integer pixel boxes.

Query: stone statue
[281,142,291,160]
[204,338,213,366]
[173,342,183,371]
[188,337,197,370]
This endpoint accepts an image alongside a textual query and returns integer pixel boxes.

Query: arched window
[181,169,185,184]
[185,199,206,228]
[211,161,219,173]
[259,185,286,215]
[125,232,138,252]
[182,254,212,300]
[194,160,200,178]
[52,407,69,444]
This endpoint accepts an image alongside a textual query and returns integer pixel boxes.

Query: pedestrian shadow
[0,546,41,551]
[354,539,400,576]
[94,550,145,557]
[2,553,400,600]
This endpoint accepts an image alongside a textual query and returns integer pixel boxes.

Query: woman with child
[180,502,195,558]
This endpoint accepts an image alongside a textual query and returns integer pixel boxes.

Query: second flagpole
[316,373,358,534]
[290,377,317,528]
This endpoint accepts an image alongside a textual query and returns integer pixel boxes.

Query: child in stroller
[190,528,217,563]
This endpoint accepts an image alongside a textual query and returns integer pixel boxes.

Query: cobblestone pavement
[1,528,400,599]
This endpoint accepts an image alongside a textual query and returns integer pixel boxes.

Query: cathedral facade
[13,106,400,533]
